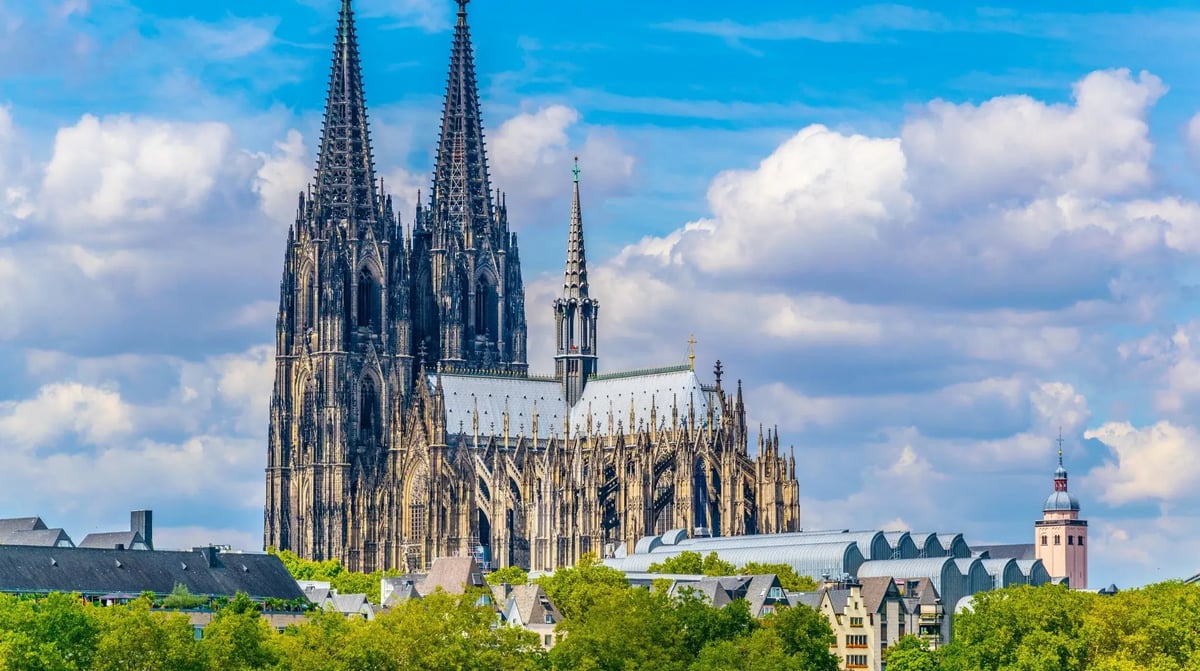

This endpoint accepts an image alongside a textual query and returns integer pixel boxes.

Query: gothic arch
[358,374,382,449]
[402,461,430,556]
[474,267,500,339]
[297,262,316,333]
[356,264,383,333]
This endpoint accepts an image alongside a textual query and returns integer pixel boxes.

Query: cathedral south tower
[411,0,527,372]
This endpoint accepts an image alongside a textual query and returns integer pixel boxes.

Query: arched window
[297,267,315,333]
[475,278,498,338]
[359,377,379,447]
[407,468,429,541]
[357,269,381,332]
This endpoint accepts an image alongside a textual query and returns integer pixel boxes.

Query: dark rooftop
[0,545,304,601]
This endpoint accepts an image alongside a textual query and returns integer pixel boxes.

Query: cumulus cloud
[1086,421,1200,504]
[489,104,636,224]
[1187,113,1200,160]
[41,114,237,235]
[904,70,1165,206]
[610,69,1183,315]
[254,129,310,228]
[0,382,134,450]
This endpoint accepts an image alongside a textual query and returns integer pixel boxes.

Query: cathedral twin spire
[431,0,494,239]
[314,0,379,226]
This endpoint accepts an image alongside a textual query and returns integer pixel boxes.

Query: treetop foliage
[645,552,819,591]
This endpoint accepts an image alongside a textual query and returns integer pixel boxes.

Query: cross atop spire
[563,157,589,300]
[314,0,379,224]
[432,0,493,236]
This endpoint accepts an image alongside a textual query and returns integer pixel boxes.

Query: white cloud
[489,104,636,222]
[904,69,1165,206]
[0,382,134,450]
[164,17,278,61]
[254,129,310,228]
[359,0,451,32]
[609,69,1182,317]
[1187,112,1200,160]
[1086,421,1200,504]
[41,114,236,233]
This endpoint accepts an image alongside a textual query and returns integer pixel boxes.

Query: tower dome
[1044,448,1079,512]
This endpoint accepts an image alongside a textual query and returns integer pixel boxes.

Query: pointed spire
[314,0,379,224]
[563,156,590,300]
[433,0,492,235]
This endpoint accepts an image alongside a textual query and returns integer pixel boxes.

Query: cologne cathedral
[264,0,801,573]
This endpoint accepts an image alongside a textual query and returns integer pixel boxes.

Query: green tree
[535,553,629,620]
[938,585,1092,671]
[201,593,277,671]
[271,608,354,671]
[764,604,840,671]
[0,592,100,671]
[549,585,686,671]
[1084,581,1200,671]
[690,628,793,671]
[647,551,703,575]
[885,635,939,671]
[737,562,818,592]
[160,583,208,610]
[647,551,736,576]
[92,599,204,671]
[486,565,529,587]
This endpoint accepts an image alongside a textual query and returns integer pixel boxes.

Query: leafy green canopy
[269,548,399,604]
[646,551,818,591]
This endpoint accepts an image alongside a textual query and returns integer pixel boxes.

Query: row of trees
[0,555,841,671]
[644,550,819,592]
[887,581,1200,671]
[7,549,1199,670]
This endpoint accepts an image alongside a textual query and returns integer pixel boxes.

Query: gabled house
[492,584,564,649]
[804,577,909,671]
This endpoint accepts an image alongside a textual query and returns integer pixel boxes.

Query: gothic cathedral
[264,0,801,573]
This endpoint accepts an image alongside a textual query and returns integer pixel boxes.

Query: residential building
[802,578,909,671]
[492,583,565,649]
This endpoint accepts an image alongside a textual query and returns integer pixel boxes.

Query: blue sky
[3,0,1200,587]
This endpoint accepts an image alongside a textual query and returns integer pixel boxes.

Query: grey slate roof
[0,517,47,535]
[79,531,147,551]
[500,584,563,626]
[0,528,74,548]
[0,546,304,600]
[973,543,1036,561]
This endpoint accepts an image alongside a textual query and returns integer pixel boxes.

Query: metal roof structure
[980,558,1025,588]
[437,374,566,439]
[607,540,865,579]
[653,530,893,561]
[571,368,711,434]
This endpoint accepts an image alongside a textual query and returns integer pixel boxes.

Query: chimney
[194,546,220,568]
[131,510,153,550]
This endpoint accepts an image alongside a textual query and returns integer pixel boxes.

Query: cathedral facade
[264,0,801,573]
